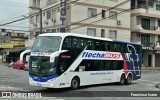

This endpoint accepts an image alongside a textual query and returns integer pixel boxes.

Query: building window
[32,0,36,7]
[47,10,51,19]
[47,0,52,5]
[141,34,150,47]
[156,4,160,11]
[158,35,160,43]
[109,11,117,20]
[37,0,40,7]
[102,10,105,18]
[51,29,56,33]
[101,29,105,38]
[141,18,150,30]
[53,0,57,3]
[149,1,154,8]
[36,14,40,24]
[158,20,160,27]
[52,10,56,21]
[88,8,97,17]
[30,16,34,23]
[108,30,117,40]
[87,28,96,36]
[46,29,51,32]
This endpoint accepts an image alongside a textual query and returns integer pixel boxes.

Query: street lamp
[29,6,42,35]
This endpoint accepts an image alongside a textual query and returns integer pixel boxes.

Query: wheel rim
[121,75,125,84]
[128,76,131,84]
[121,77,124,84]
[72,80,78,88]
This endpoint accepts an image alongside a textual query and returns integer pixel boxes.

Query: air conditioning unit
[44,20,48,24]
[117,20,121,25]
[52,18,56,23]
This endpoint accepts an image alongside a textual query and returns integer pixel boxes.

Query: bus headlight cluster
[29,77,34,82]
[47,78,55,83]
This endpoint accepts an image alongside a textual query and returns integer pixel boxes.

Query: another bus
[28,33,142,89]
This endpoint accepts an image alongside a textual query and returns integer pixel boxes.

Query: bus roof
[39,33,112,41]
[39,33,141,46]
[113,40,142,46]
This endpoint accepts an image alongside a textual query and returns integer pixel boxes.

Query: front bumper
[29,77,59,88]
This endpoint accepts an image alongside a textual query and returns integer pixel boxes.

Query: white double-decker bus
[27,33,142,89]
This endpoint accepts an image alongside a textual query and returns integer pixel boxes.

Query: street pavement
[0,62,160,100]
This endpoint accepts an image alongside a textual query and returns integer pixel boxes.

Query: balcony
[131,25,160,35]
[131,5,160,18]
[142,42,156,50]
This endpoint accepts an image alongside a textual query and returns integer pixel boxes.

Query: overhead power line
[66,0,131,28]
[69,9,130,31]
[0,0,81,27]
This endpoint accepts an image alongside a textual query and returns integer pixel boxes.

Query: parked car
[12,60,28,70]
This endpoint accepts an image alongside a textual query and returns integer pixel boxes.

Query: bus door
[59,37,72,87]
[58,60,69,87]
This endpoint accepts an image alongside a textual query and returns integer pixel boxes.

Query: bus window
[59,61,67,74]
[87,39,94,50]
[95,41,101,51]
[76,38,82,49]
[110,42,116,52]
[62,37,71,50]
[94,61,99,70]
[104,61,110,70]
[105,42,110,51]
[128,46,136,53]
[72,38,77,48]
[136,46,142,53]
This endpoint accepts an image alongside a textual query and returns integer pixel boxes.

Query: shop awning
[2,47,27,53]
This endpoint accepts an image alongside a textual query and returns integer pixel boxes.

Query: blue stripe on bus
[29,74,59,82]
[113,40,141,46]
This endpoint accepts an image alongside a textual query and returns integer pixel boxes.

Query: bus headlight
[29,77,34,82]
[47,78,55,83]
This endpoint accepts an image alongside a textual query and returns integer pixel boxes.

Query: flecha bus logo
[82,51,121,59]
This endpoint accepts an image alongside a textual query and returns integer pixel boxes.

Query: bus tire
[125,74,132,85]
[71,77,80,90]
[119,74,125,85]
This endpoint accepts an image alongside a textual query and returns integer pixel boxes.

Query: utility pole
[29,7,43,35]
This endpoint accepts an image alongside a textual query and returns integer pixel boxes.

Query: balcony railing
[137,5,147,9]
[141,26,158,31]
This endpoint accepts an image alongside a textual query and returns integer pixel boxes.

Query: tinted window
[62,37,71,49]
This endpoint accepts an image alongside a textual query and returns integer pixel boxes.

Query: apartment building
[28,0,131,46]
[131,0,160,67]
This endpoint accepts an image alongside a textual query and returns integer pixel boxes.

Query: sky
[0,0,29,32]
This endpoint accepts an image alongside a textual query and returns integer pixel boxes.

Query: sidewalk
[141,67,160,71]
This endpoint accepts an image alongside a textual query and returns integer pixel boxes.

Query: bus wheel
[125,74,132,85]
[119,74,125,85]
[71,77,80,90]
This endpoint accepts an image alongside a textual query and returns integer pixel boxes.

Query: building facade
[131,0,160,67]
[28,0,131,47]
[0,31,28,62]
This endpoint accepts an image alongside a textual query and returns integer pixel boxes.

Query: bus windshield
[32,36,61,52]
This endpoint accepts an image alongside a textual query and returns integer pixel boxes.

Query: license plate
[37,83,42,86]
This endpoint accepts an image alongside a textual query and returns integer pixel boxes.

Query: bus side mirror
[50,50,68,63]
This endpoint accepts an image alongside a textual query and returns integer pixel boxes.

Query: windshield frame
[29,56,57,77]
[32,36,62,52]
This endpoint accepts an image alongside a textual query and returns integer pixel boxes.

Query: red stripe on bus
[61,56,71,58]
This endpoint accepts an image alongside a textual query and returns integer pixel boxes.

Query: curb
[155,84,160,89]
